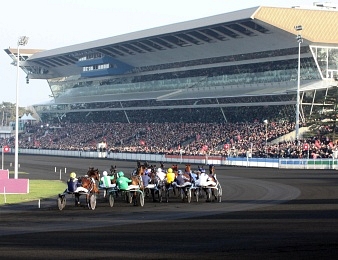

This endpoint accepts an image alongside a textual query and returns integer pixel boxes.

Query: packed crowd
[1,117,337,159]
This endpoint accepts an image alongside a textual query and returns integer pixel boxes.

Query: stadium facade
[4,3,338,124]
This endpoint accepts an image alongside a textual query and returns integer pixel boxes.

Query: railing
[2,148,338,170]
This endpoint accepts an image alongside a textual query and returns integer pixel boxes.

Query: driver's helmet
[118,171,124,178]
[102,171,108,176]
[70,172,76,179]
[167,168,173,174]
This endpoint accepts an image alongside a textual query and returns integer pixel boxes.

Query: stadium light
[295,26,303,141]
[14,36,29,179]
[264,119,268,157]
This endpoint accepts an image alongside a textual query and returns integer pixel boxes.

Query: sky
[1,0,337,107]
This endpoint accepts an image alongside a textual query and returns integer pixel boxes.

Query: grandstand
[4,4,338,124]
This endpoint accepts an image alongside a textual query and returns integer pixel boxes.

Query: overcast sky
[0,0,336,107]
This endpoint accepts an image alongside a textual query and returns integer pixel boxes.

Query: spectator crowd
[1,117,337,159]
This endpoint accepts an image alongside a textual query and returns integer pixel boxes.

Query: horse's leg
[85,194,89,207]
[133,191,137,206]
[75,193,80,206]
[205,188,212,202]
[151,189,156,202]
[212,188,217,201]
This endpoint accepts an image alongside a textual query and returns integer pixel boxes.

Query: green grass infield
[0,180,66,206]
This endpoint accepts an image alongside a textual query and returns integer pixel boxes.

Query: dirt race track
[1,154,338,259]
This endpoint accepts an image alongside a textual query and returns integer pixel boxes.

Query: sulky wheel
[109,193,115,207]
[139,192,145,207]
[128,192,133,204]
[217,185,222,203]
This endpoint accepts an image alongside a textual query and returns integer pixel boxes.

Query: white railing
[2,148,338,170]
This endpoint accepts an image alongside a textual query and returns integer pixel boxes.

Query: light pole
[295,25,303,141]
[1,105,5,126]
[264,119,268,156]
[14,36,29,179]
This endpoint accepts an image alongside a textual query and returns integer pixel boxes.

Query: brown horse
[129,164,145,205]
[145,165,163,202]
[79,167,100,194]
[131,165,145,188]
[203,164,218,202]
[172,164,179,174]
[86,167,99,179]
[73,168,100,207]
[110,165,117,175]
[148,165,159,185]
[182,164,193,183]
[208,164,217,183]
[109,165,118,184]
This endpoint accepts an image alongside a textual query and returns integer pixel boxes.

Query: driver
[116,171,132,190]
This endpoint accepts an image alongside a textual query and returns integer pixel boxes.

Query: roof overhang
[6,6,338,81]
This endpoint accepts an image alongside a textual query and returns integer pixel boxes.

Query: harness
[79,176,96,193]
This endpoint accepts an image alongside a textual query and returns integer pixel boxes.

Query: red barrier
[0,169,29,194]
[0,169,9,179]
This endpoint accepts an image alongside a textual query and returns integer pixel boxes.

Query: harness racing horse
[76,168,100,208]
[173,164,194,202]
[171,164,180,176]
[208,164,218,183]
[146,165,163,202]
[130,164,145,206]
[203,165,218,202]
[109,165,118,184]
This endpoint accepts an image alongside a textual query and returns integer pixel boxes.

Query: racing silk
[157,171,166,181]
[117,176,132,190]
[196,172,216,187]
[196,172,209,186]
[175,175,186,185]
[190,172,197,182]
[100,175,114,188]
[67,178,78,192]
[141,174,151,187]
[166,172,176,184]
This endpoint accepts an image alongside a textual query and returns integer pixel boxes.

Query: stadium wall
[4,149,338,170]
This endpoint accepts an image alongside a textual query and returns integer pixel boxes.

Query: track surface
[1,154,338,259]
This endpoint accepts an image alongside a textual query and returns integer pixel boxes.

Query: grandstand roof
[7,5,338,79]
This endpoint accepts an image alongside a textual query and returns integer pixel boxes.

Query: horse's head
[194,170,201,178]
[185,164,191,173]
[172,164,178,173]
[209,164,215,175]
[131,174,143,189]
[149,167,158,183]
[110,165,117,174]
[87,168,100,181]
[160,162,164,169]
[137,165,146,176]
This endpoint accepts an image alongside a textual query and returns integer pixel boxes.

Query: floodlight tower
[14,36,29,179]
[294,25,303,141]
